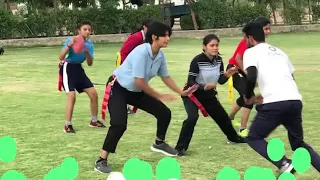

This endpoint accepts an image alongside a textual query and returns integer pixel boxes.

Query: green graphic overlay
[0,136,313,179]
[267,138,285,161]
[216,167,240,180]
[0,136,17,163]
[292,147,311,174]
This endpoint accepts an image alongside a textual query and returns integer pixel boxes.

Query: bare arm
[135,78,161,99]
[59,45,70,61]
[85,51,93,66]
[161,76,183,95]
[59,38,73,60]
[235,53,243,70]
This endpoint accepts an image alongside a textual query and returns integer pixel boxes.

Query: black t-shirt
[183,53,229,97]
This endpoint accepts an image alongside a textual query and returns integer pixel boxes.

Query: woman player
[227,16,271,137]
[175,34,246,156]
[95,21,198,173]
[117,19,154,114]
[58,20,105,133]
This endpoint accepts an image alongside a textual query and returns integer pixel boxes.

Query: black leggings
[175,95,241,151]
[102,79,171,153]
[226,64,253,109]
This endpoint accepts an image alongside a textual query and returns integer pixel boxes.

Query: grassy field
[1,32,320,180]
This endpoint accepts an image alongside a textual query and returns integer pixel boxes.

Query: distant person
[226,16,271,137]
[58,20,105,133]
[174,34,246,156]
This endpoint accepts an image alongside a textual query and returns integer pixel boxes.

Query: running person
[95,21,198,173]
[174,34,246,156]
[117,19,154,114]
[227,16,271,137]
[243,22,320,176]
[58,20,105,133]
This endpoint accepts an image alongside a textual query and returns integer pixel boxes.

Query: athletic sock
[97,157,106,163]
[91,116,97,123]
[155,140,164,145]
[65,121,72,126]
[240,127,246,132]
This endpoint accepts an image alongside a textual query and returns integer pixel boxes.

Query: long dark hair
[131,19,154,35]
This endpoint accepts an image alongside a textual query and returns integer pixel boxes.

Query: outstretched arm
[158,59,184,95]
[218,61,230,84]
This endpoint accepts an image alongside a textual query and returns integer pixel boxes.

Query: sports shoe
[239,128,249,137]
[227,136,247,144]
[89,120,106,128]
[150,142,178,157]
[177,149,186,156]
[232,120,241,127]
[94,159,112,173]
[64,125,75,133]
[276,160,296,178]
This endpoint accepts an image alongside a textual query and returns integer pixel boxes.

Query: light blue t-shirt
[62,37,94,63]
[113,43,169,92]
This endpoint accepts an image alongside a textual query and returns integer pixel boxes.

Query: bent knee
[157,106,171,122]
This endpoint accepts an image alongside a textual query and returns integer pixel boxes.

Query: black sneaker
[150,142,178,156]
[64,125,75,133]
[177,149,186,156]
[227,136,247,144]
[277,161,296,178]
[94,159,112,173]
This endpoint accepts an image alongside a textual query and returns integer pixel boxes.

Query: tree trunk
[308,0,312,23]
[186,0,198,30]
[122,0,126,8]
[4,0,11,10]
[283,0,287,24]
[269,0,277,24]
[190,8,198,30]
[272,8,277,25]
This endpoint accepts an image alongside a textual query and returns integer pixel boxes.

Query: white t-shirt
[243,43,302,104]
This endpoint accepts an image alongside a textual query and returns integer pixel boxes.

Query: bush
[311,5,320,23]
[180,1,270,30]
[0,9,19,39]
[232,4,270,27]
[0,5,162,39]
[282,5,305,25]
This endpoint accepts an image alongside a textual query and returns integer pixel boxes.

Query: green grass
[1,32,320,180]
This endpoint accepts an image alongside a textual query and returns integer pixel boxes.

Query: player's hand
[181,84,199,96]
[244,95,255,105]
[227,66,239,75]
[254,94,263,104]
[159,94,177,102]
[204,83,216,91]
[58,59,64,67]
[83,43,89,53]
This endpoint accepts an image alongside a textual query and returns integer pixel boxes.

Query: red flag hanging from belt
[101,76,138,120]
[58,60,65,91]
[188,93,209,117]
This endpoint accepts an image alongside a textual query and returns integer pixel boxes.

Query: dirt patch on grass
[295,66,320,71]
[1,82,36,93]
